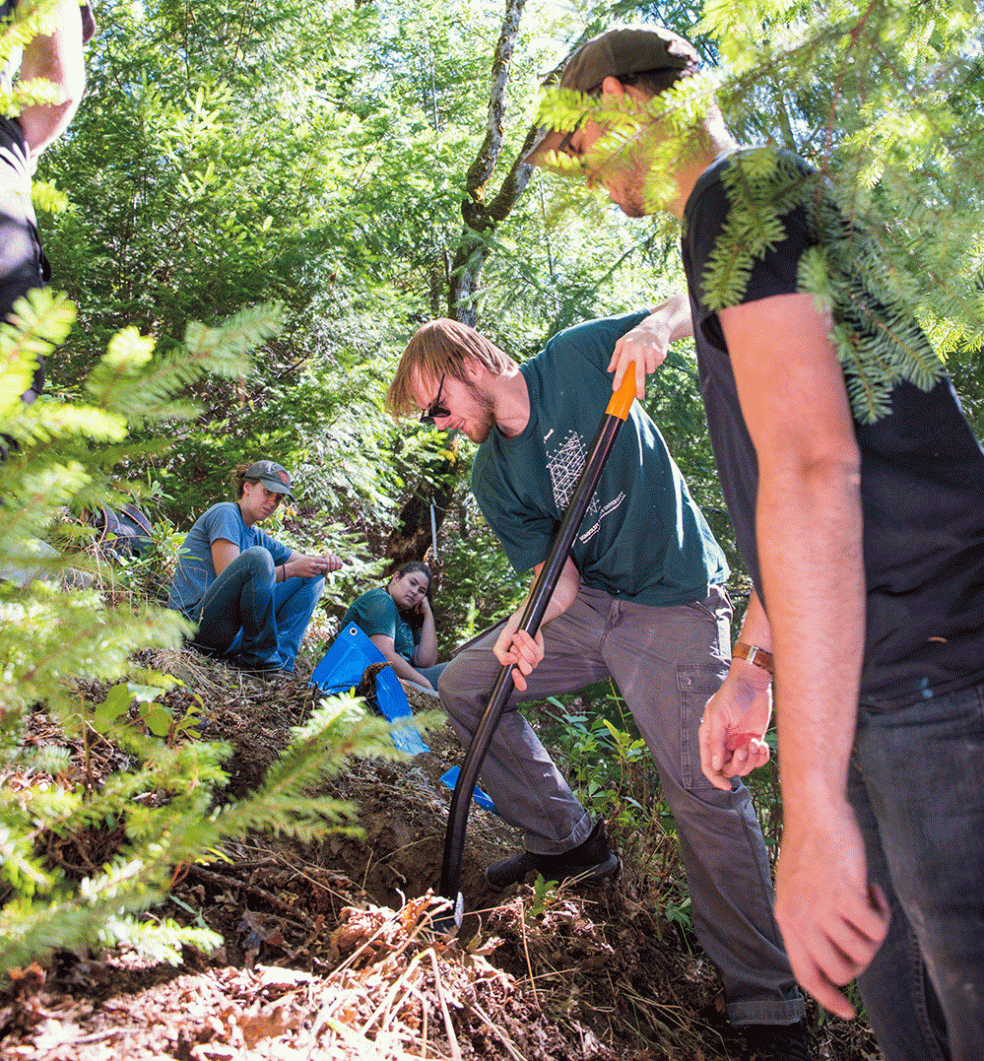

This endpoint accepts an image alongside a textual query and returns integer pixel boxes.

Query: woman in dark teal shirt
[341,562,446,691]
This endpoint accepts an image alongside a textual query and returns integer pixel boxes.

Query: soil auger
[437,363,638,929]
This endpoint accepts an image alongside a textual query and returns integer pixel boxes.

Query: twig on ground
[518,904,539,1007]
[427,948,462,1061]
[184,862,315,928]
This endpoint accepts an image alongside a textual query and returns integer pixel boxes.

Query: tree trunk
[383,467,458,575]
[386,0,535,562]
[447,0,535,325]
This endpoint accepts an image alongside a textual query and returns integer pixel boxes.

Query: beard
[613,189,647,218]
[465,389,497,443]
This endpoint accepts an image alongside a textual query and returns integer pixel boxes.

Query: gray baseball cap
[244,460,295,498]
[525,26,700,165]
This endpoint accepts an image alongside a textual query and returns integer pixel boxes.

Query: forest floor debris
[0,649,884,1060]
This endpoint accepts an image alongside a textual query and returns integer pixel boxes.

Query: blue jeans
[414,661,448,691]
[851,682,984,1061]
[191,546,323,672]
[439,583,804,1027]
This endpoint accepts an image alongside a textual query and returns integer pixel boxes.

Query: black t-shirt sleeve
[683,163,814,350]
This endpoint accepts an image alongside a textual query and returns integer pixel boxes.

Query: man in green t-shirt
[387,311,806,1036]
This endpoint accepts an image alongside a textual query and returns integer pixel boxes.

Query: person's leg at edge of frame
[853,682,984,1061]
[193,546,280,668]
[1,114,51,442]
[272,572,325,672]
[436,594,613,855]
[848,761,951,1061]
[600,584,806,1029]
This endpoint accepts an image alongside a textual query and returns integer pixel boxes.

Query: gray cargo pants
[438,582,804,1026]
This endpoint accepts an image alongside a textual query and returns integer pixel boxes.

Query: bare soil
[0,651,884,1061]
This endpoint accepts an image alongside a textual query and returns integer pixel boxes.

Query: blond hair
[386,318,512,418]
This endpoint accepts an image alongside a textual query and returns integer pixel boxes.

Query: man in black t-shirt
[526,24,984,1061]
[1,0,95,407]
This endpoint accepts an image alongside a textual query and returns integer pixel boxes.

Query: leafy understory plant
[539,687,696,932]
[0,692,407,973]
[0,289,420,976]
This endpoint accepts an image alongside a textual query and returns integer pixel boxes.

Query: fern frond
[701,149,945,422]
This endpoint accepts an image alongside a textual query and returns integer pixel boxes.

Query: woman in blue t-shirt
[341,562,446,691]
[168,460,342,675]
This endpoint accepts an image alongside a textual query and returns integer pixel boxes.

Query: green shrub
[0,291,418,976]
[532,677,786,938]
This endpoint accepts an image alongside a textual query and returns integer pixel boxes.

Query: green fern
[0,291,425,977]
[700,148,944,422]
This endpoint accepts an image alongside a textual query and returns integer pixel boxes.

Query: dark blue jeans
[851,681,984,1061]
[191,546,323,672]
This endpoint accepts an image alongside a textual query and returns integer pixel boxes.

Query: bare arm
[281,550,343,580]
[607,292,694,397]
[211,538,240,576]
[369,633,436,690]
[412,596,438,668]
[17,0,87,164]
[212,542,341,582]
[719,291,889,1019]
[699,588,773,788]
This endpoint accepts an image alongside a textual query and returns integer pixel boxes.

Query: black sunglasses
[420,373,450,424]
[556,118,583,156]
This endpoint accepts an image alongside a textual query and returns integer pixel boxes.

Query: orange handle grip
[604,361,637,420]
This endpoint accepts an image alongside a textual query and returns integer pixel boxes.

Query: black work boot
[744,1019,814,1061]
[485,818,619,890]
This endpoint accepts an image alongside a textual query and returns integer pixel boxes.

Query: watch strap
[733,641,774,675]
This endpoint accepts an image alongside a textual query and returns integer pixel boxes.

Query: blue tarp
[439,766,499,816]
[310,624,429,756]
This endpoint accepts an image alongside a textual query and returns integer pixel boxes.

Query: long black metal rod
[439,407,631,916]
